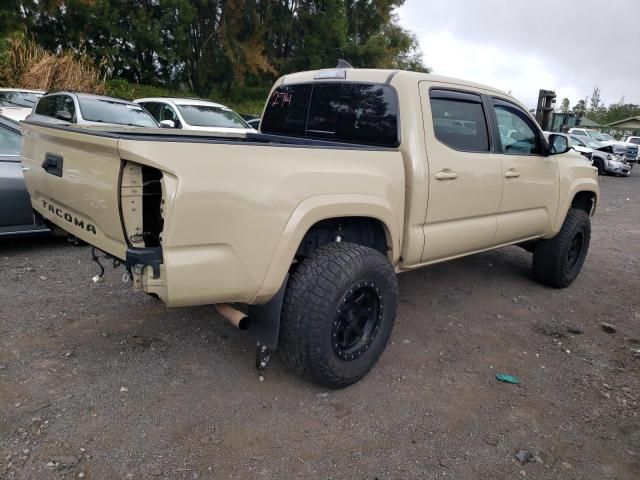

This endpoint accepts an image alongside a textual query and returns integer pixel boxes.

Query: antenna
[336,59,353,69]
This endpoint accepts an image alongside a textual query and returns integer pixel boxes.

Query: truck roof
[279,68,511,98]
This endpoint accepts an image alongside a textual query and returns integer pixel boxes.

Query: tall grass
[0,35,105,93]
[1,35,266,114]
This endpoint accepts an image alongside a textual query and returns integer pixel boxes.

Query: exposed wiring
[91,247,105,283]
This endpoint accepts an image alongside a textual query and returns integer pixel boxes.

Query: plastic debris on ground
[495,373,521,384]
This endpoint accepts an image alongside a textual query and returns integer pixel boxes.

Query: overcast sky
[397,0,640,110]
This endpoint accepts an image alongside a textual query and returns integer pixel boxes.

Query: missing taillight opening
[141,166,163,247]
[120,161,164,248]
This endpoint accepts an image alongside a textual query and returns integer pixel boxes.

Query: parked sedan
[28,92,159,127]
[0,88,45,122]
[570,135,631,176]
[134,97,256,134]
[0,115,49,237]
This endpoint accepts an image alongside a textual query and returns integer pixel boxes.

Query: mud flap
[248,275,288,350]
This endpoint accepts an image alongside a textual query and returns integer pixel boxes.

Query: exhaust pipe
[215,304,251,330]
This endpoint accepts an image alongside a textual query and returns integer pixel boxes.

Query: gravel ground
[1,172,639,480]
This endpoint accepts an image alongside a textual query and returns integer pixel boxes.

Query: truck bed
[21,121,405,307]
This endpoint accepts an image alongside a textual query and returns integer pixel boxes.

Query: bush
[106,79,267,116]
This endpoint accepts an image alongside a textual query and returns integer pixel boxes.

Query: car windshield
[601,133,616,141]
[176,104,249,128]
[79,98,158,127]
[0,91,41,108]
[589,131,608,141]
[574,136,601,148]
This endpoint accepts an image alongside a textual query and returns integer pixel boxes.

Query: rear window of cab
[261,82,399,147]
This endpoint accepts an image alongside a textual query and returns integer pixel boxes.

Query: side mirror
[160,119,176,129]
[548,134,571,155]
[56,110,73,122]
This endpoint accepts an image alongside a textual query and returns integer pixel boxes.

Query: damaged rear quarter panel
[116,138,405,307]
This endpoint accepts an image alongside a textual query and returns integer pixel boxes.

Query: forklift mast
[535,89,556,131]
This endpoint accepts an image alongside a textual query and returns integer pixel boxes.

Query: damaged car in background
[570,134,632,176]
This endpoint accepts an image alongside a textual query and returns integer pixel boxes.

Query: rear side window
[35,96,58,117]
[630,138,640,145]
[140,102,161,121]
[261,82,399,147]
[429,90,489,152]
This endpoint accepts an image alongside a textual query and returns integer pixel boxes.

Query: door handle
[42,153,63,177]
[435,169,459,180]
[504,169,520,178]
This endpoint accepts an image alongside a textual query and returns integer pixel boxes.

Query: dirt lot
[1,172,639,480]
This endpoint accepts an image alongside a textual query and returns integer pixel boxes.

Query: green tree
[573,99,587,117]
[589,85,601,112]
[0,0,429,99]
[560,97,570,113]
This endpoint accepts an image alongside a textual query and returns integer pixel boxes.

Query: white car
[134,97,256,134]
[0,88,45,121]
[28,92,159,128]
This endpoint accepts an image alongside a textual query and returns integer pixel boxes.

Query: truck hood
[0,106,32,122]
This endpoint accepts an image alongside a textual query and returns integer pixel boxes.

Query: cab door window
[35,95,58,118]
[492,101,541,155]
[429,90,490,152]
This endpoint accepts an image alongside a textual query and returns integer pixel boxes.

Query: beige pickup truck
[21,66,599,388]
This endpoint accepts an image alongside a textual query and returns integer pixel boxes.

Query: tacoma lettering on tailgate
[41,199,97,235]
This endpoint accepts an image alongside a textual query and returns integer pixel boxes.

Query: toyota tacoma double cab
[21,66,599,388]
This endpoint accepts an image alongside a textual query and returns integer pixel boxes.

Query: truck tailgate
[21,123,128,259]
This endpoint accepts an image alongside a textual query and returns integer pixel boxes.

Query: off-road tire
[532,208,591,288]
[279,242,398,389]
[594,159,605,175]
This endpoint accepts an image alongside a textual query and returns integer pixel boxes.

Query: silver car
[27,92,159,127]
[570,135,631,176]
[0,115,49,237]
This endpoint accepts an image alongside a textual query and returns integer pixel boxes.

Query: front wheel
[532,208,591,288]
[279,242,398,389]
[593,159,605,175]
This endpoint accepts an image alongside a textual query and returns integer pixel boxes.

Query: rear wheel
[279,242,398,389]
[532,208,591,288]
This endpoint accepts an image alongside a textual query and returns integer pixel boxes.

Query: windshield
[602,133,616,141]
[80,99,158,127]
[589,131,608,141]
[0,91,41,108]
[176,105,249,128]
[574,136,601,148]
